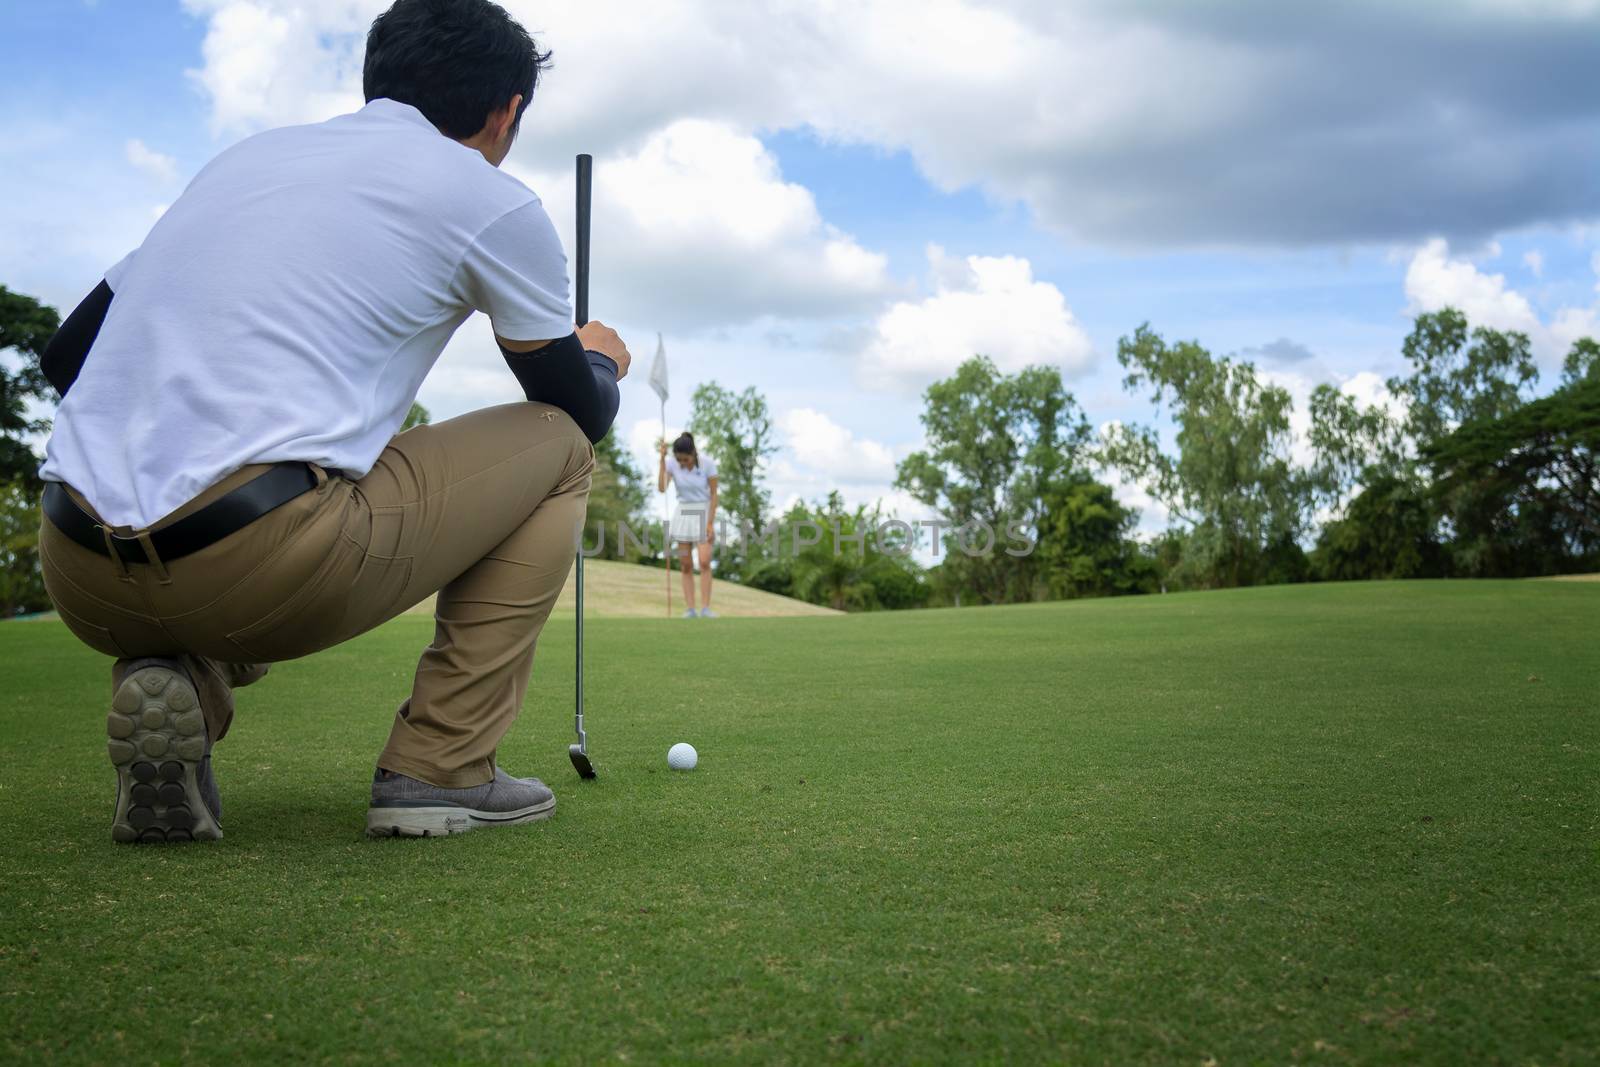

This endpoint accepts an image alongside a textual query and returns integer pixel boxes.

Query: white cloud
[626,417,665,465]
[620,417,675,513]
[1404,238,1541,335]
[776,407,898,486]
[1339,370,1404,421]
[1098,362,1411,539]
[763,453,941,562]
[413,314,522,419]
[1264,367,1409,496]
[125,139,179,183]
[1404,237,1600,365]
[858,244,1093,391]
[1550,306,1600,356]
[182,0,368,134]
[1093,419,1171,540]
[1256,368,1319,471]
[177,0,1600,248]
[520,120,894,331]
[1523,249,1545,277]
[1110,478,1171,542]
[178,0,897,334]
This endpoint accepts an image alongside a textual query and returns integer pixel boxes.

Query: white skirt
[670,503,710,544]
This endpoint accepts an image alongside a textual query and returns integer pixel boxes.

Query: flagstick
[663,399,671,618]
[649,331,672,618]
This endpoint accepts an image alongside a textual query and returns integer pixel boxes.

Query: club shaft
[574,153,591,750]
[575,154,591,329]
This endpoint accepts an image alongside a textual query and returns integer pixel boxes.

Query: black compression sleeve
[42,280,114,397]
[499,331,620,444]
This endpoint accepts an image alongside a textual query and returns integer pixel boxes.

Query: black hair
[363,0,552,141]
[673,432,698,465]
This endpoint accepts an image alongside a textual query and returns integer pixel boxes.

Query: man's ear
[498,94,524,143]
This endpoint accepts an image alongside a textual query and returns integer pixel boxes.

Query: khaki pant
[39,402,594,788]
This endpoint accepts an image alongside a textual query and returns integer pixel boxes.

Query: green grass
[1,581,1596,1064]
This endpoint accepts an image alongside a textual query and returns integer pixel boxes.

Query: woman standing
[658,433,719,617]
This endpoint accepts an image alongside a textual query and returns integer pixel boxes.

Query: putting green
[404,557,842,618]
[1,580,1594,1063]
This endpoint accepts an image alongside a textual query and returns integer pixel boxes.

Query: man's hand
[578,320,631,379]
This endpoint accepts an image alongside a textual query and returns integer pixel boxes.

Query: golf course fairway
[2,579,1594,1064]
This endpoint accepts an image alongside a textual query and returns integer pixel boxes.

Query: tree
[0,287,61,490]
[585,429,652,561]
[1311,475,1447,581]
[689,382,776,577]
[1387,308,1539,452]
[1037,475,1158,598]
[1370,313,1593,577]
[896,356,1092,604]
[0,288,59,615]
[1303,310,1573,581]
[763,493,927,612]
[0,480,50,616]
[1306,382,1407,511]
[1101,325,1310,588]
[1425,375,1600,575]
[1144,532,1175,582]
[1564,337,1600,386]
[401,401,431,430]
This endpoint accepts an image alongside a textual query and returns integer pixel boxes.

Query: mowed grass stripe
[1,580,1595,1064]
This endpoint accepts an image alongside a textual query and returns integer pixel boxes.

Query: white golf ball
[667,742,698,770]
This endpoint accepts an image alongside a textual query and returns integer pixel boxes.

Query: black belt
[43,463,321,565]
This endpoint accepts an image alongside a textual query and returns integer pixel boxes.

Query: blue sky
[4,0,1598,533]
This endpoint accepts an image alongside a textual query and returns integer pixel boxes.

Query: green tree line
[3,279,1595,615]
[682,310,1598,609]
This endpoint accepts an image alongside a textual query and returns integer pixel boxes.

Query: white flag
[648,332,669,403]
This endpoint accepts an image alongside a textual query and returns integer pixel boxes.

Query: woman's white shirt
[665,454,718,504]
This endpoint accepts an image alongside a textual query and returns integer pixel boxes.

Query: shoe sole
[364,798,556,838]
[108,666,220,844]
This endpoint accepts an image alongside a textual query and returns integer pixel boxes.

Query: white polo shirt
[40,98,573,529]
[665,454,718,504]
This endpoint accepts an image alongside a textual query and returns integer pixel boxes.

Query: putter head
[569,744,597,780]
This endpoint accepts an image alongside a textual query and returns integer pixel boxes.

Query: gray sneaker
[366,767,556,837]
[699,607,718,618]
[682,608,699,619]
[107,660,222,844]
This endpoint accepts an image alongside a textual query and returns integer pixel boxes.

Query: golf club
[569,152,597,781]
